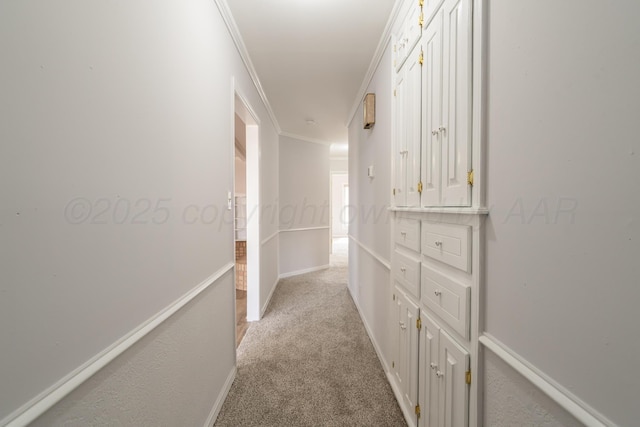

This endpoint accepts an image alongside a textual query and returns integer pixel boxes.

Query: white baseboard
[205,366,236,427]
[278,264,330,279]
[3,263,235,427]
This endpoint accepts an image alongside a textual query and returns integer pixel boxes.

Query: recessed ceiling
[225,0,396,144]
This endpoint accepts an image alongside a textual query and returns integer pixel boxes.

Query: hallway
[215,241,406,427]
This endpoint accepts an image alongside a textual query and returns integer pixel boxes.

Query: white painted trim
[346,0,405,128]
[479,334,614,427]
[280,131,337,146]
[348,235,391,270]
[279,226,330,233]
[389,206,490,215]
[205,366,236,427]
[260,230,279,247]
[471,0,487,209]
[214,0,281,133]
[259,276,281,319]
[3,263,235,427]
[279,264,330,279]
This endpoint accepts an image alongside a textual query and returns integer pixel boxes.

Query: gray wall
[0,0,279,424]
[278,136,330,276]
[484,1,640,425]
[347,42,393,367]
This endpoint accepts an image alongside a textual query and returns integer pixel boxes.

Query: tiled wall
[235,241,247,291]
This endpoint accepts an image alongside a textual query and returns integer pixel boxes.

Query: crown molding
[214,0,282,134]
[346,0,404,129]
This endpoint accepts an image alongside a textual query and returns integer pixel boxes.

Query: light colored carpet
[214,261,407,427]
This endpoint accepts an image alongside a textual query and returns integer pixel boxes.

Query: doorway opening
[234,90,260,347]
[330,172,349,267]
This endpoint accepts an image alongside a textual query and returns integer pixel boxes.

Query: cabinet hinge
[415,404,421,418]
[467,169,474,186]
[419,0,424,6]
[419,12,424,27]
[394,88,397,97]
[416,317,422,330]
[392,293,396,301]
[417,181,423,194]
[393,188,396,196]
[392,361,395,368]
[418,50,424,66]
[466,370,472,385]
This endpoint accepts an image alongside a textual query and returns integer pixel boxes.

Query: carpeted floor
[214,241,407,427]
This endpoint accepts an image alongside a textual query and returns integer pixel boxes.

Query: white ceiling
[225,0,396,145]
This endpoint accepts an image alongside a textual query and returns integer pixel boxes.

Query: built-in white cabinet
[389,0,481,424]
[390,214,476,427]
[393,0,472,208]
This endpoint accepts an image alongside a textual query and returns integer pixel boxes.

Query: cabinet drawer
[393,250,420,299]
[421,265,470,339]
[421,221,471,272]
[395,218,421,252]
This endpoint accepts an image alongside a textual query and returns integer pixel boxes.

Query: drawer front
[393,250,420,299]
[395,218,421,252]
[421,265,470,339]
[421,221,471,272]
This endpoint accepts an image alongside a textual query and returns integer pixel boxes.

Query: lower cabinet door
[393,288,420,418]
[438,330,470,427]
[419,313,440,427]
[418,313,469,427]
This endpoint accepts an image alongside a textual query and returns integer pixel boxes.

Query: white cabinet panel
[394,68,407,206]
[395,0,423,72]
[423,0,445,28]
[395,218,421,252]
[393,288,421,419]
[420,0,472,207]
[439,330,469,427]
[395,42,423,208]
[421,11,443,207]
[394,250,421,299]
[406,46,423,207]
[441,0,472,206]
[418,313,470,427]
[419,314,440,427]
[421,265,470,339]
[421,221,471,272]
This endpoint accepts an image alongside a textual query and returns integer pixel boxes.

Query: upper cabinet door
[405,0,423,55]
[441,0,472,207]
[421,12,443,207]
[394,69,407,207]
[423,0,445,29]
[405,43,423,207]
[395,0,423,72]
